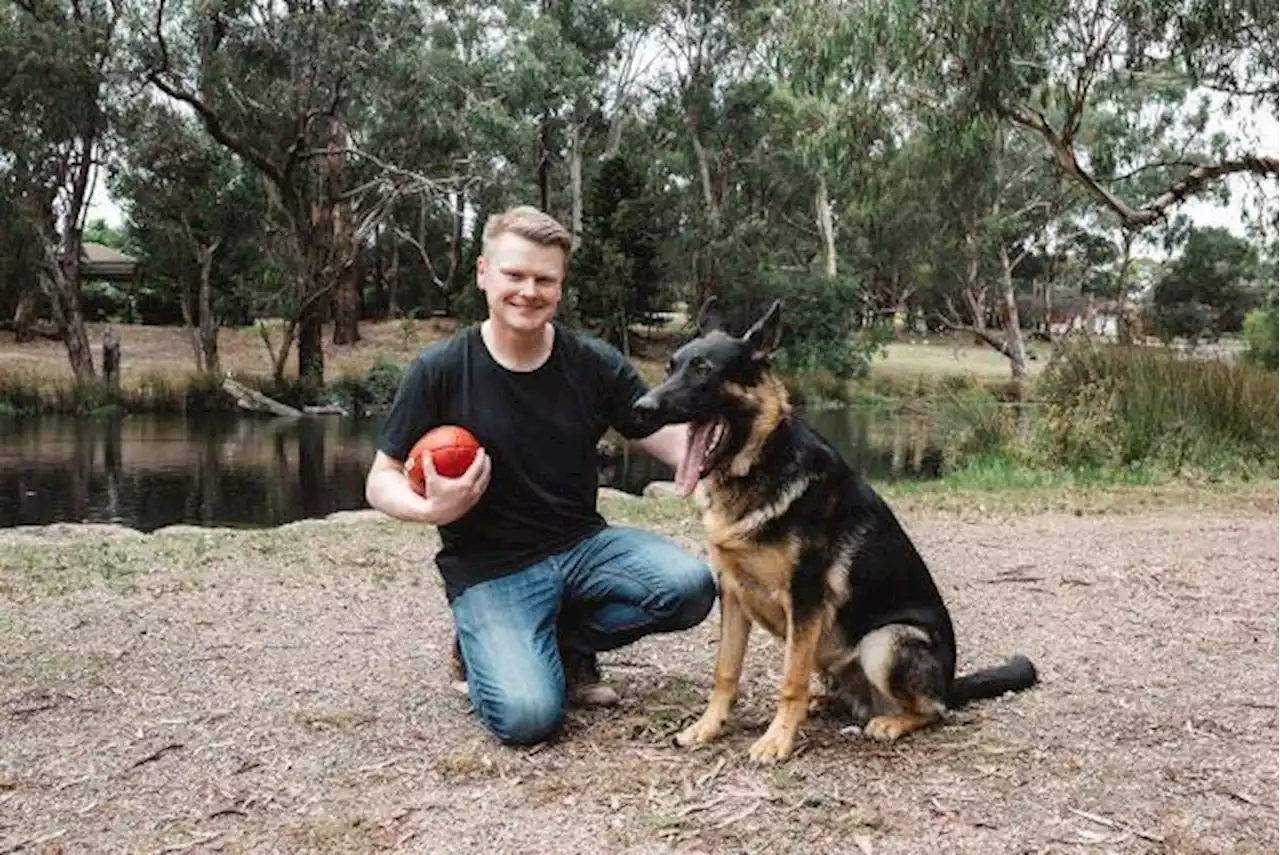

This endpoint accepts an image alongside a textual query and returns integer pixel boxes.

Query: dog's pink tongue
[675,423,714,496]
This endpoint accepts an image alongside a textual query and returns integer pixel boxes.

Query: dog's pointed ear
[743,299,783,358]
[695,296,724,336]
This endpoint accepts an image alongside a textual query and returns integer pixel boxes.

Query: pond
[0,407,943,532]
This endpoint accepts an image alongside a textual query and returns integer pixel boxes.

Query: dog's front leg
[748,605,821,763]
[676,584,751,748]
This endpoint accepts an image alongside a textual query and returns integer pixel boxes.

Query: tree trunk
[570,123,584,252]
[13,286,39,343]
[815,174,837,279]
[178,271,202,371]
[538,112,552,213]
[197,241,221,374]
[328,114,360,346]
[1114,230,1136,345]
[999,244,1030,395]
[387,237,401,319]
[37,246,95,382]
[297,288,325,396]
[449,189,465,294]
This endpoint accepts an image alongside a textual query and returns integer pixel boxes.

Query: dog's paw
[747,722,796,764]
[863,715,910,742]
[675,714,724,748]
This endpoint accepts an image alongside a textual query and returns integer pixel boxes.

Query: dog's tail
[948,654,1038,707]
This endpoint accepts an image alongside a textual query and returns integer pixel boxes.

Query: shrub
[714,271,886,379]
[1033,342,1278,475]
[1242,302,1278,369]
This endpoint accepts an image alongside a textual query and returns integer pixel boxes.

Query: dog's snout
[632,392,661,412]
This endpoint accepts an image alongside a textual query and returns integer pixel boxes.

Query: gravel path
[1,496,1276,854]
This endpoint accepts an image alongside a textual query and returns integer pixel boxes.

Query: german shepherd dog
[632,297,1038,763]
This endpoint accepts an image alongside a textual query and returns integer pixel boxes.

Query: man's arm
[365,448,491,526]
[634,423,688,471]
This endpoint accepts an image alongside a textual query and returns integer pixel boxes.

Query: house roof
[80,241,138,282]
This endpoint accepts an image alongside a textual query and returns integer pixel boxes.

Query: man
[365,205,716,746]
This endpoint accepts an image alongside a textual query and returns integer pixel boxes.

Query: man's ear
[695,296,724,336]
[742,299,783,358]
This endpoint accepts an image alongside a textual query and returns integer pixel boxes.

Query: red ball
[407,425,481,494]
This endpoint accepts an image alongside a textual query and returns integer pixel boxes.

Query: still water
[0,409,942,532]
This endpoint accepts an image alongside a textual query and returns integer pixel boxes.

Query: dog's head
[632,297,784,495]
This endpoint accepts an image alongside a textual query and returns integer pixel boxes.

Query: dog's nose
[632,392,660,412]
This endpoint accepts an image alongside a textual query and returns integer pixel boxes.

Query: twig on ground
[676,795,726,817]
[695,756,727,788]
[714,800,761,828]
[1223,789,1269,807]
[1069,807,1164,843]
[154,831,221,853]
[0,828,66,855]
[129,742,184,770]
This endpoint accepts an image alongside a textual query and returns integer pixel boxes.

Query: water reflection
[0,408,942,532]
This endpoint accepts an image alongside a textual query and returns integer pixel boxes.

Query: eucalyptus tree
[0,0,125,380]
[138,0,445,392]
[109,102,267,373]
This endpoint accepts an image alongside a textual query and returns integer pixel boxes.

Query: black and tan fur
[632,297,1038,763]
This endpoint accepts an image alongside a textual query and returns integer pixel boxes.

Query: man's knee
[483,687,565,746]
[663,556,717,630]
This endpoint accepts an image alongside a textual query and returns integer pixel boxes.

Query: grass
[0,319,1036,414]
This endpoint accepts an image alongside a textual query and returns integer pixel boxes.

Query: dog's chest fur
[699,489,799,640]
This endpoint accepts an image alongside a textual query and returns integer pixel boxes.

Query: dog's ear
[695,296,724,336]
[743,299,783,358]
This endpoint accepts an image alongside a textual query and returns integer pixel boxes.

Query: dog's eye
[690,358,711,376]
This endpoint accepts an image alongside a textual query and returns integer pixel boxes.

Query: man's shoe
[563,647,620,708]
[450,633,470,697]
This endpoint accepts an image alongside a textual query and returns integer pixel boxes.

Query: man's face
[476,232,566,335]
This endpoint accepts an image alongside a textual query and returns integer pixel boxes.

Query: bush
[325,354,407,416]
[714,270,885,379]
[1242,302,1278,369]
[1033,342,1278,475]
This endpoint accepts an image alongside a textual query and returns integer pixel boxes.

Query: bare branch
[1002,101,1279,230]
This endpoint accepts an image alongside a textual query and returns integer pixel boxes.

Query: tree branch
[146,0,285,190]
[1001,101,1279,230]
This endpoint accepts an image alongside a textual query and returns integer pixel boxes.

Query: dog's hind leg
[748,609,823,763]
[857,624,948,742]
[676,584,752,749]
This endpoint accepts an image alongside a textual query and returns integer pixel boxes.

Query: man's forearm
[635,423,689,471]
[366,467,446,525]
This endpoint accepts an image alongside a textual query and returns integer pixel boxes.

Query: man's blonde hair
[482,205,573,259]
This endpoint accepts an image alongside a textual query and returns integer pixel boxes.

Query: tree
[110,103,266,373]
[0,0,123,381]
[1148,226,1265,341]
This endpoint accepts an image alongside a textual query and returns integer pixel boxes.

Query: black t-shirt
[378,322,657,600]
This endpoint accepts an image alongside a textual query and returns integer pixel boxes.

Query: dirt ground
[1,490,1277,854]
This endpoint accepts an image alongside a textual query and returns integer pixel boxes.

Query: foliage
[1146,227,1266,342]
[572,152,668,348]
[1241,301,1279,370]
[1032,343,1278,475]
[707,268,879,379]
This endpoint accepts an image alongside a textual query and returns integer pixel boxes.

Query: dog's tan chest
[705,509,798,640]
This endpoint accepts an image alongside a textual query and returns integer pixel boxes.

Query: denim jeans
[449,524,717,745]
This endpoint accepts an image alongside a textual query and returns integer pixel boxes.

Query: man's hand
[365,448,491,526]
[408,447,491,524]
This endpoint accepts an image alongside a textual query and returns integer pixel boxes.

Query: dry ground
[0,320,1042,392]
[2,489,1277,854]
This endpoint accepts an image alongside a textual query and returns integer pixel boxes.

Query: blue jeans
[449,525,716,745]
